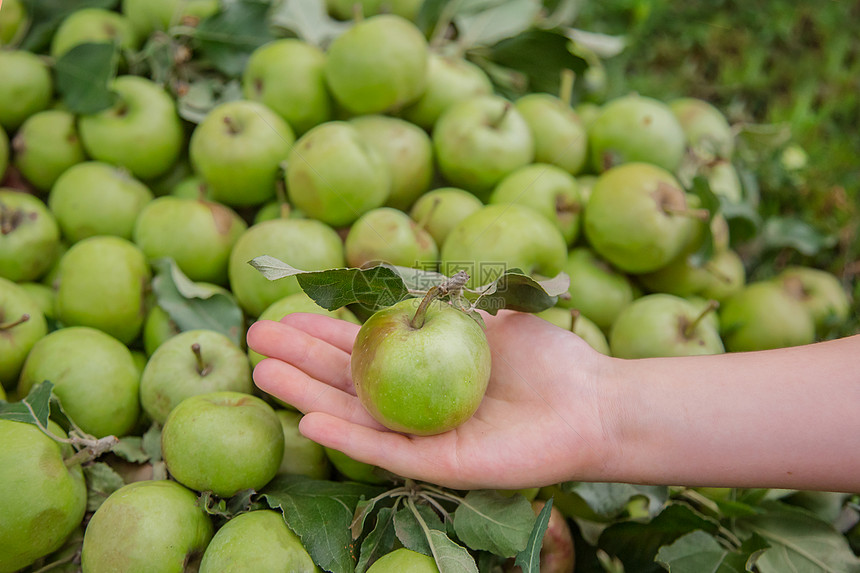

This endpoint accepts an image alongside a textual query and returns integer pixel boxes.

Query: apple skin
[609,293,724,359]
[277,410,331,480]
[190,100,295,207]
[352,297,492,436]
[17,281,55,320]
[50,7,140,58]
[583,163,699,274]
[0,0,26,45]
[535,307,610,355]
[81,480,214,573]
[199,509,319,573]
[775,266,851,335]
[349,115,433,211]
[49,161,154,244]
[326,0,422,20]
[638,248,746,303]
[0,50,52,131]
[133,196,247,285]
[0,277,48,390]
[12,110,87,192]
[669,97,734,160]
[18,326,141,438]
[325,447,389,485]
[285,121,391,228]
[345,207,438,270]
[440,204,568,289]
[140,329,253,425]
[0,420,87,573]
[588,94,685,173]
[55,236,150,344]
[515,92,588,175]
[79,75,185,181]
[324,14,428,115]
[409,187,484,248]
[556,248,635,332]
[161,391,286,497]
[433,95,535,198]
[367,548,439,573]
[719,281,817,352]
[0,189,61,282]
[0,126,7,182]
[243,39,332,136]
[228,218,345,317]
[121,0,219,38]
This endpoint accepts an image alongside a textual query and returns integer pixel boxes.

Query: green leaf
[471,271,568,315]
[454,0,543,48]
[655,530,769,573]
[760,216,837,256]
[0,380,53,426]
[193,0,276,77]
[560,482,668,520]
[141,423,162,462]
[415,0,449,37]
[262,475,387,573]
[395,503,446,557]
[356,507,398,573]
[721,198,761,245]
[513,498,553,573]
[111,436,149,463]
[176,77,244,124]
[151,258,244,347]
[427,529,479,573]
[55,42,119,115]
[84,462,125,512]
[269,0,351,48]
[452,490,536,557]
[736,501,860,573]
[19,0,118,52]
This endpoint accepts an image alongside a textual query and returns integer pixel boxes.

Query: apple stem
[555,193,581,216]
[0,203,23,235]
[410,287,440,329]
[191,343,212,376]
[568,309,580,333]
[559,69,575,106]
[0,313,30,330]
[664,206,711,221]
[352,2,364,22]
[222,115,241,135]
[488,102,511,129]
[684,299,719,339]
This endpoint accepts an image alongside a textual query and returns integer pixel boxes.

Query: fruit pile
[1,1,857,572]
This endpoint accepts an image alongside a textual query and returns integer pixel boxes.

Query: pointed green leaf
[454,0,542,48]
[395,503,445,557]
[111,436,149,463]
[356,507,398,573]
[760,216,837,256]
[428,529,479,573]
[452,490,536,557]
[471,271,568,315]
[269,0,351,47]
[19,0,118,52]
[687,176,719,267]
[55,42,119,115]
[193,0,275,77]
[513,498,553,573]
[84,462,125,512]
[0,380,53,426]
[560,481,668,520]
[655,530,769,573]
[141,423,163,462]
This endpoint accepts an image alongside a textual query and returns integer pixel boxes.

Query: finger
[280,313,361,354]
[247,319,354,393]
[253,358,384,429]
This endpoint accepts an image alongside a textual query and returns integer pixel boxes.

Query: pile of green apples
[0,0,853,571]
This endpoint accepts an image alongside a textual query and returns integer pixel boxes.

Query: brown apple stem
[568,309,580,333]
[416,197,441,231]
[555,194,581,216]
[664,206,711,221]
[684,299,719,339]
[559,69,575,106]
[222,115,241,135]
[410,287,441,330]
[0,313,30,330]
[191,343,212,376]
[352,2,364,21]
[488,102,511,129]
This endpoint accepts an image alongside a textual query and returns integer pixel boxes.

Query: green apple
[349,115,433,211]
[81,480,214,572]
[774,266,851,335]
[326,0,422,20]
[0,126,8,182]
[325,447,389,484]
[122,0,219,38]
[161,391,285,497]
[609,293,724,358]
[324,14,428,114]
[515,92,588,175]
[588,94,685,173]
[140,329,253,425]
[253,199,305,224]
[577,174,597,204]
[440,204,567,288]
[50,7,140,58]
[535,307,610,355]
[0,277,47,390]
[0,189,61,282]
[228,218,345,317]
[189,99,295,207]
[352,297,491,435]
[17,281,55,320]
[285,121,391,227]
[78,76,184,180]
[243,39,332,135]
[250,291,360,368]
[408,187,484,247]
[638,248,745,302]
[133,196,247,285]
[18,326,141,437]
[0,420,87,573]
[489,163,583,245]
[583,163,700,274]
[0,50,52,130]
[401,53,494,130]
[433,95,535,198]
[719,281,816,352]
[55,236,151,344]
[0,0,26,45]
[367,548,439,573]
[669,97,734,160]
[345,207,438,269]
[171,175,212,200]
[12,110,87,191]
[49,161,154,243]
[277,410,330,480]
[556,248,635,332]
[199,510,319,573]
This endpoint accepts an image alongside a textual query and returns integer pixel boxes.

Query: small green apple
[49,161,154,244]
[81,480,214,572]
[277,410,330,480]
[140,329,253,425]
[243,39,332,135]
[515,92,588,175]
[55,236,151,344]
[170,175,212,200]
[535,307,610,355]
[161,391,285,497]
[0,50,52,131]
[774,266,851,335]
[0,0,26,45]
[345,207,438,270]
[0,189,61,282]
[121,0,218,38]
[199,510,319,573]
[556,248,635,332]
[50,7,140,58]
[326,0,422,20]
[352,297,492,435]
[189,100,295,207]
[0,277,48,389]
[638,248,745,302]
[367,548,439,573]
[408,187,484,247]
[12,110,87,191]
[0,420,87,573]
[18,326,141,438]
[17,281,55,320]
[324,447,389,485]
[324,14,428,115]
[669,97,734,160]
